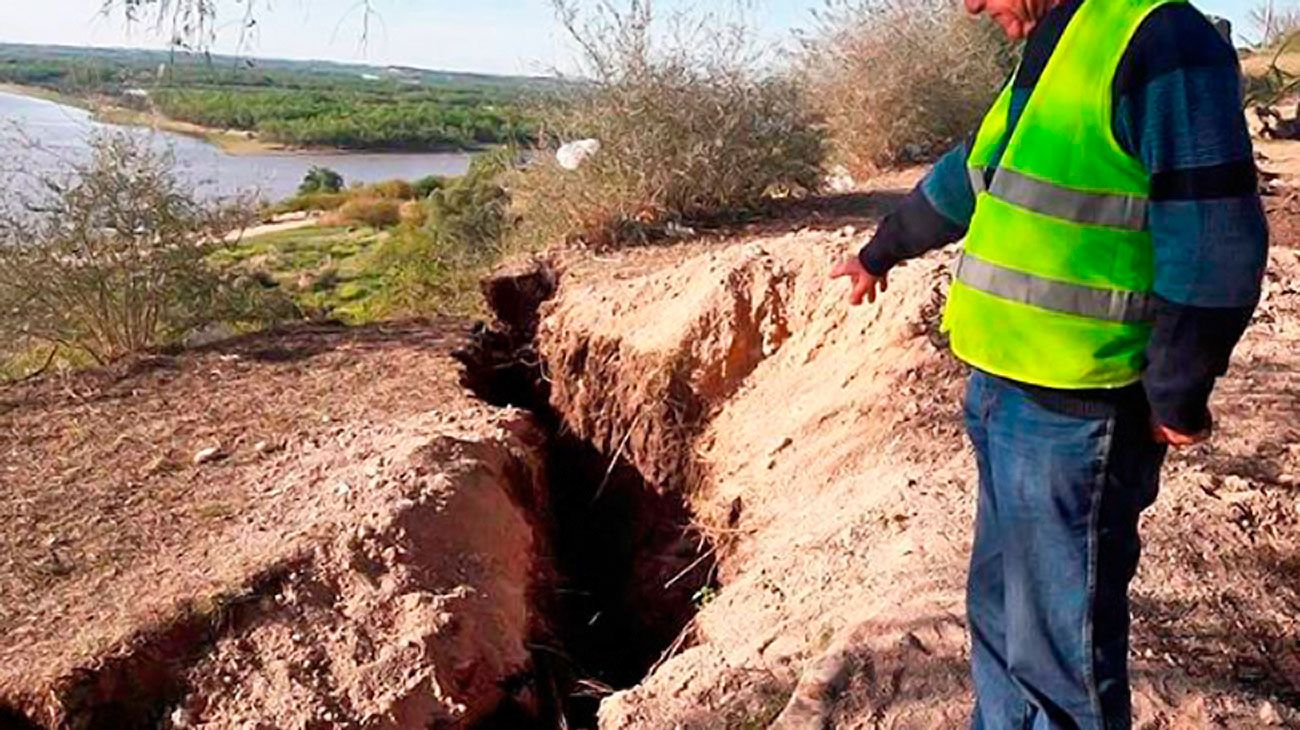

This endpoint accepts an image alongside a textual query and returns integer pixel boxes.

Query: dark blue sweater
[859,0,1269,432]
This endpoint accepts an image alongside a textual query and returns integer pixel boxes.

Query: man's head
[964,0,1060,40]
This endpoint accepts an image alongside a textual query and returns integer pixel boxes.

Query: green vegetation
[0,133,292,376]
[376,150,515,316]
[213,226,391,323]
[299,166,344,195]
[0,43,546,151]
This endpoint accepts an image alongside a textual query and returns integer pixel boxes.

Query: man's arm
[857,141,977,276]
[1116,4,1269,437]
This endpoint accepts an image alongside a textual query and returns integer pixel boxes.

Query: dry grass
[327,197,403,228]
[506,0,827,250]
[799,0,1016,176]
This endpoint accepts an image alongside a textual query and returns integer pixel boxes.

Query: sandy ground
[230,213,322,242]
[0,320,550,727]
[3,144,1298,730]
[522,177,1300,728]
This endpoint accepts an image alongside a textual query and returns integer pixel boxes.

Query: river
[0,90,473,203]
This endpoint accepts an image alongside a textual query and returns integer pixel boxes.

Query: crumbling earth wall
[516,224,1300,729]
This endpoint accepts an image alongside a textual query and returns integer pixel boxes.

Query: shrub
[799,0,1017,176]
[428,150,514,253]
[413,174,448,199]
[298,165,344,194]
[333,197,403,228]
[374,150,515,316]
[507,0,828,250]
[399,200,428,226]
[367,178,416,200]
[274,191,349,214]
[0,133,290,365]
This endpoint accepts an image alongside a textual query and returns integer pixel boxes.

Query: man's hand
[1151,418,1212,448]
[831,257,889,306]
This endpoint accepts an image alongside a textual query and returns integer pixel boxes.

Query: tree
[299,166,345,195]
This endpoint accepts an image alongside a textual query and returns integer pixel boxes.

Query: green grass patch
[213,225,392,324]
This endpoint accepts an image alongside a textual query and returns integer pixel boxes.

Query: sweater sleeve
[1114,4,1269,433]
[857,140,975,276]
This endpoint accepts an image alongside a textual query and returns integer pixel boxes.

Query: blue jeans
[964,371,1167,730]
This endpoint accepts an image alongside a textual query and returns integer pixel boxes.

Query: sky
[0,0,1268,76]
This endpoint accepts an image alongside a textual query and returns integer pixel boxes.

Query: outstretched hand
[831,257,889,306]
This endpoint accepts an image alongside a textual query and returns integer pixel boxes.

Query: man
[832,0,1268,728]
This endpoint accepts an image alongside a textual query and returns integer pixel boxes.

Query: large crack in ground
[0,265,714,730]
[457,262,719,729]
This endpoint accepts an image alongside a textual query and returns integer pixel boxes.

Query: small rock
[335,482,351,496]
[1223,474,1251,492]
[193,446,225,466]
[1260,700,1283,726]
[253,440,282,455]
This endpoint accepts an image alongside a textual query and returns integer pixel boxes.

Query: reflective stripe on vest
[969,167,1148,231]
[955,252,1153,324]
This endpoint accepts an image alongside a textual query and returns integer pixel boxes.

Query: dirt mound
[0,321,552,728]
[515,200,1300,727]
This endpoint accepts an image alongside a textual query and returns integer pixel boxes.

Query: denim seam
[1083,416,1116,729]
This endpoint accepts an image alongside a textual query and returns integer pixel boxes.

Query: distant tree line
[151,88,532,150]
[0,52,540,152]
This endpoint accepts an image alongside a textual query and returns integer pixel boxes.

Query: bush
[0,133,291,365]
[507,1,827,249]
[374,150,515,316]
[274,191,349,214]
[413,174,448,199]
[366,179,417,200]
[298,165,344,194]
[800,0,1016,176]
[428,150,514,252]
[399,200,428,226]
[332,197,403,228]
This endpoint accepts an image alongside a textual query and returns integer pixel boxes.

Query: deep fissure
[458,265,719,729]
[3,264,715,729]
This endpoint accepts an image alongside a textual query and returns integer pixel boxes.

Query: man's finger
[880,274,889,293]
[850,278,869,306]
[830,261,850,279]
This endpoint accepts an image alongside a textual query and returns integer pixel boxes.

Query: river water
[0,90,473,203]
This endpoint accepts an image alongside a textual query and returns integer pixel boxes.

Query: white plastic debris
[556,138,601,171]
[193,446,225,465]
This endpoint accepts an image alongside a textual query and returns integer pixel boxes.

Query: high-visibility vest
[942,0,1188,389]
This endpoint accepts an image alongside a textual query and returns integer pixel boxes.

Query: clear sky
[0,0,1266,76]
